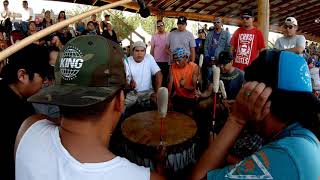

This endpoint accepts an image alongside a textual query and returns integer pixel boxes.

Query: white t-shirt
[21,7,34,21]
[16,120,150,180]
[274,35,306,53]
[125,54,161,92]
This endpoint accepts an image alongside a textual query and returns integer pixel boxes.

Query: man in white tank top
[15,36,164,180]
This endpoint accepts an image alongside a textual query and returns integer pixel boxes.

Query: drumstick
[197,54,204,90]
[157,87,168,145]
[212,65,220,119]
[219,80,227,99]
[0,0,132,62]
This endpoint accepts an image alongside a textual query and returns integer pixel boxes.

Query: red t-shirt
[231,27,265,70]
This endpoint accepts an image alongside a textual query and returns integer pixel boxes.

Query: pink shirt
[151,32,169,63]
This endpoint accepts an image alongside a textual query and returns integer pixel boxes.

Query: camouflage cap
[28,35,126,107]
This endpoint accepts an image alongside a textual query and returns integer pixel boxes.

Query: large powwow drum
[121,111,197,172]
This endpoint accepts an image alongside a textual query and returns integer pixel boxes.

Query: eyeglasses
[284,25,294,29]
[157,24,164,27]
[213,21,221,24]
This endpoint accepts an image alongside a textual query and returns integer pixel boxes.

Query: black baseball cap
[177,16,187,24]
[217,51,233,64]
[241,10,254,18]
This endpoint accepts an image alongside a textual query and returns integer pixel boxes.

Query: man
[151,20,169,86]
[0,44,51,180]
[91,14,100,35]
[192,50,320,179]
[125,41,162,111]
[307,56,320,94]
[168,48,198,116]
[204,17,231,88]
[275,17,306,55]
[166,16,196,63]
[195,29,206,64]
[100,14,110,32]
[15,36,164,180]
[21,1,34,35]
[231,10,265,70]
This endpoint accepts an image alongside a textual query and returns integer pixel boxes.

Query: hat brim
[241,15,252,18]
[177,21,187,24]
[28,85,121,107]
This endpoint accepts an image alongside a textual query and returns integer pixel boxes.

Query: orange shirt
[171,62,197,99]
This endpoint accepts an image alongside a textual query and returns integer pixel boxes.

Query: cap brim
[241,15,252,18]
[28,85,121,107]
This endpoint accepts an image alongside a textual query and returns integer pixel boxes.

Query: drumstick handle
[0,0,133,62]
[160,117,164,145]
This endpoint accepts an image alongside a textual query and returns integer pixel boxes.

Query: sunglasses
[284,25,294,29]
[157,24,164,27]
[3,3,8,6]
[241,17,251,20]
[213,21,221,24]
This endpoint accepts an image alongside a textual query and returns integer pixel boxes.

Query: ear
[114,90,125,113]
[17,69,29,83]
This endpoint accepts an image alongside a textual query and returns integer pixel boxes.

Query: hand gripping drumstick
[0,0,133,62]
[157,87,168,146]
[212,65,220,119]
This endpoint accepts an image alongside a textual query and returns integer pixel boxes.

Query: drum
[121,111,197,172]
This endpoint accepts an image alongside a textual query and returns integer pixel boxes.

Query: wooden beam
[171,1,190,11]
[161,0,178,9]
[258,0,269,46]
[194,3,211,13]
[154,0,166,7]
[207,0,239,15]
[181,0,201,12]
[100,0,159,14]
[92,0,99,5]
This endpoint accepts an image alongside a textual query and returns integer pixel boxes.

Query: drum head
[122,111,197,146]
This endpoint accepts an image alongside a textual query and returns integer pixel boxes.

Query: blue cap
[245,50,312,93]
[172,48,190,61]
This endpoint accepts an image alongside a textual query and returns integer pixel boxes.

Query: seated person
[15,36,164,180]
[81,21,98,35]
[192,50,320,180]
[168,48,199,116]
[124,41,162,113]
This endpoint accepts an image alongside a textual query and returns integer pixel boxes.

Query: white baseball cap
[133,41,146,49]
[285,17,298,26]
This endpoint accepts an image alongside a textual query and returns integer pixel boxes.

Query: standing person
[166,16,196,63]
[195,29,206,64]
[192,50,320,180]
[150,20,169,86]
[101,23,118,43]
[100,14,110,32]
[230,10,265,70]
[21,0,34,35]
[275,17,306,55]
[15,36,164,180]
[0,45,51,180]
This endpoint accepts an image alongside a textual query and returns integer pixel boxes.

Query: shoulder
[116,157,150,179]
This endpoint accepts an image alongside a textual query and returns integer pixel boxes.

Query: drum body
[121,111,197,172]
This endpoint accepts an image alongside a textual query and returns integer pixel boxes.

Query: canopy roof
[51,0,320,40]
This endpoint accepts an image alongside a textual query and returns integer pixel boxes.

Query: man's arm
[150,37,155,57]
[154,71,163,92]
[286,35,306,54]
[285,47,304,54]
[190,47,196,62]
[167,67,174,97]
[182,65,198,91]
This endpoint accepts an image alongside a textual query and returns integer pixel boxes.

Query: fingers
[252,87,272,120]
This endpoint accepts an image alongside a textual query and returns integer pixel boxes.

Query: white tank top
[16,120,150,180]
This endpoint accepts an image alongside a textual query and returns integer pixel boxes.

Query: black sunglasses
[284,25,294,29]
[213,21,221,24]
[157,24,164,27]
[241,17,251,20]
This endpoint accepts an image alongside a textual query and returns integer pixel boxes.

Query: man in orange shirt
[168,48,199,115]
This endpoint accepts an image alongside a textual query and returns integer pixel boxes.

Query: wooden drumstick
[157,87,168,146]
[0,0,132,62]
[212,65,220,119]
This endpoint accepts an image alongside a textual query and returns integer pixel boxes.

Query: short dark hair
[0,44,51,84]
[59,90,121,119]
[87,21,94,26]
[3,0,8,4]
[22,1,27,4]
[105,14,110,18]
[156,20,163,24]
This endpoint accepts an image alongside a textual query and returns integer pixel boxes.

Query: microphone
[219,80,227,99]
[157,87,168,118]
[212,65,220,93]
[136,0,150,18]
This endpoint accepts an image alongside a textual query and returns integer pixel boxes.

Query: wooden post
[257,0,269,47]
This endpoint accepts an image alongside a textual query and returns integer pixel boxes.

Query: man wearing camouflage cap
[15,36,163,180]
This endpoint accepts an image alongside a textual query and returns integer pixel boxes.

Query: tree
[109,12,141,40]
[141,16,176,35]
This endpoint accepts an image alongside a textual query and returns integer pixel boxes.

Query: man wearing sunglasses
[230,10,265,71]
[275,17,306,55]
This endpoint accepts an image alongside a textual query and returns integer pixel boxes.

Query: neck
[227,67,235,73]
[9,83,23,98]
[215,28,222,33]
[243,25,254,30]
[158,31,165,34]
[261,114,288,140]
[59,117,115,163]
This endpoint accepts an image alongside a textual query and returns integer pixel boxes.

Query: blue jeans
[21,21,28,34]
